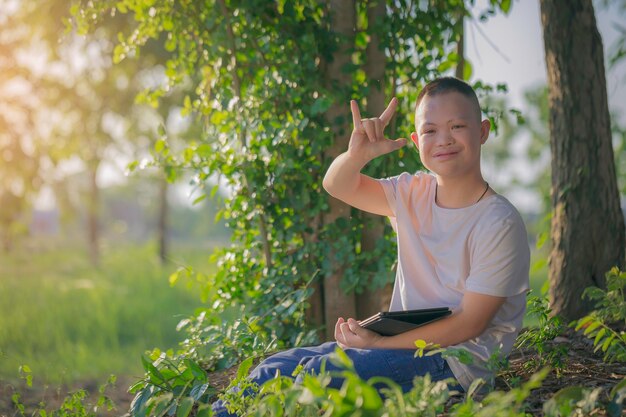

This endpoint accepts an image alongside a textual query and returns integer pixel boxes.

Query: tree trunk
[356,0,393,319]
[158,174,169,264]
[540,0,625,320]
[322,0,358,340]
[455,13,465,80]
[87,161,100,266]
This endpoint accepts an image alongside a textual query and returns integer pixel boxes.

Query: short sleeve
[377,174,401,218]
[466,214,530,297]
[377,171,424,218]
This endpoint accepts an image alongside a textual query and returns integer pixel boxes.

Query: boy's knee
[249,360,280,385]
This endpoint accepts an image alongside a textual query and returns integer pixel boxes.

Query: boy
[213,77,529,415]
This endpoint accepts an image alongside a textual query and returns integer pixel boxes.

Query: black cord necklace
[435,181,490,206]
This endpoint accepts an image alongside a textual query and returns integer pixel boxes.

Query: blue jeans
[212,342,461,416]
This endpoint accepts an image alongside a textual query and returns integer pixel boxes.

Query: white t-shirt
[377,171,530,391]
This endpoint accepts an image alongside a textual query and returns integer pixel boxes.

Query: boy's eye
[423,130,434,134]
[452,125,464,129]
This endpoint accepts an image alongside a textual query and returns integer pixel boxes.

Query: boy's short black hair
[415,77,482,120]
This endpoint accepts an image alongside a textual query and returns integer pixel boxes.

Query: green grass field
[0,238,214,385]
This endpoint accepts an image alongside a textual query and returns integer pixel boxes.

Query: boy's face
[412,91,490,180]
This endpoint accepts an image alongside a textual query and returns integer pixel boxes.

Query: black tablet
[358,307,451,336]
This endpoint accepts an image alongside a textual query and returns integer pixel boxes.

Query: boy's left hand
[334,317,384,349]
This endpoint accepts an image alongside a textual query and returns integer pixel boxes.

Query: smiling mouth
[434,151,458,157]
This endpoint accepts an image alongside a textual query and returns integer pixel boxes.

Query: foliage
[206,349,626,417]
[128,350,217,417]
[541,378,626,417]
[573,267,626,363]
[515,293,567,373]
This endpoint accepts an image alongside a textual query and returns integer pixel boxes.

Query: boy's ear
[411,132,419,147]
[480,119,491,144]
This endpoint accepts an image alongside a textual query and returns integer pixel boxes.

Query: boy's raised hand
[348,97,407,163]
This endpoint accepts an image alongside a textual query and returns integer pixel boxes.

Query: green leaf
[129,379,146,394]
[192,194,207,205]
[196,144,212,158]
[594,328,607,346]
[237,357,255,379]
[155,139,166,154]
[130,387,152,417]
[176,397,194,417]
[531,257,547,274]
[583,321,601,335]
[574,316,594,331]
[329,347,355,371]
[536,231,548,249]
[543,386,585,417]
[141,355,168,386]
[163,17,174,31]
[196,404,212,417]
[189,383,210,401]
[355,31,368,49]
[165,166,177,182]
[414,339,427,349]
[310,97,332,116]
[113,44,126,64]
[185,359,207,380]
[169,270,180,286]
[602,334,616,352]
[501,0,512,14]
[463,60,473,80]
[126,160,139,173]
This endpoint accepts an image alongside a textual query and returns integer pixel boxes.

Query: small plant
[515,293,567,373]
[542,385,603,417]
[542,377,626,417]
[573,267,626,363]
[450,367,549,417]
[128,350,216,417]
[10,368,117,417]
[581,267,626,324]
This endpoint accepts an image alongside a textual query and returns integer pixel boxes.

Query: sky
[468,0,625,114]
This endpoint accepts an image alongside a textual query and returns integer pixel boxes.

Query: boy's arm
[322,98,406,217]
[323,153,394,217]
[335,291,505,350]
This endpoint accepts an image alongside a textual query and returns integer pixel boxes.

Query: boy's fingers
[389,138,407,151]
[379,97,398,126]
[347,318,362,335]
[334,318,343,340]
[341,321,356,337]
[375,119,383,140]
[350,100,363,130]
[363,119,377,143]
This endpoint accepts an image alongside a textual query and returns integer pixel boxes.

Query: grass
[0,238,215,385]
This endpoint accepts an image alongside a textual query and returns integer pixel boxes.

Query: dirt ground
[2,328,624,417]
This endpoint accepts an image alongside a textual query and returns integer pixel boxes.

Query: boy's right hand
[348,97,407,163]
